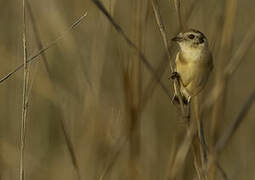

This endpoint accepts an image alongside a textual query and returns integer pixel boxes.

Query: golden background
[0,0,254,179]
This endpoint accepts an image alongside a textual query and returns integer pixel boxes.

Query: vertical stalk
[20,0,29,179]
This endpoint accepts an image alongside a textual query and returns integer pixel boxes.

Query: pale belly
[176,61,210,97]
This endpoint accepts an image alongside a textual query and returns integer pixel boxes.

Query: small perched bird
[171,29,213,104]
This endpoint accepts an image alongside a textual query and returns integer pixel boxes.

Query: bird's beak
[171,36,183,42]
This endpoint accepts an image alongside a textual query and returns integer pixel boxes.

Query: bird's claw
[170,71,180,80]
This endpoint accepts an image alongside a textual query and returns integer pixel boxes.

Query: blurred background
[0,0,254,179]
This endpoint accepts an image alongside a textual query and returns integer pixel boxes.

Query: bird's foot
[169,71,180,80]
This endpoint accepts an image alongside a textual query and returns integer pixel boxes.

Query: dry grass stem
[20,0,29,179]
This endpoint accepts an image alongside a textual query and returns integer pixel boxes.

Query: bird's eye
[188,34,195,39]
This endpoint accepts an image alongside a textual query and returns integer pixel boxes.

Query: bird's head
[172,29,208,51]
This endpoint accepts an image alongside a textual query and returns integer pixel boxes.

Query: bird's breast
[176,52,211,87]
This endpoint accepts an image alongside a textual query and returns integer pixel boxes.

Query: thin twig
[0,12,88,84]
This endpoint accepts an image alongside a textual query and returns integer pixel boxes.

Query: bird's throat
[180,46,203,62]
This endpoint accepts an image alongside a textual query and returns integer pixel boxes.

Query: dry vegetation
[0,0,254,180]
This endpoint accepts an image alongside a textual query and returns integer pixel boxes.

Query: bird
[171,29,213,104]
